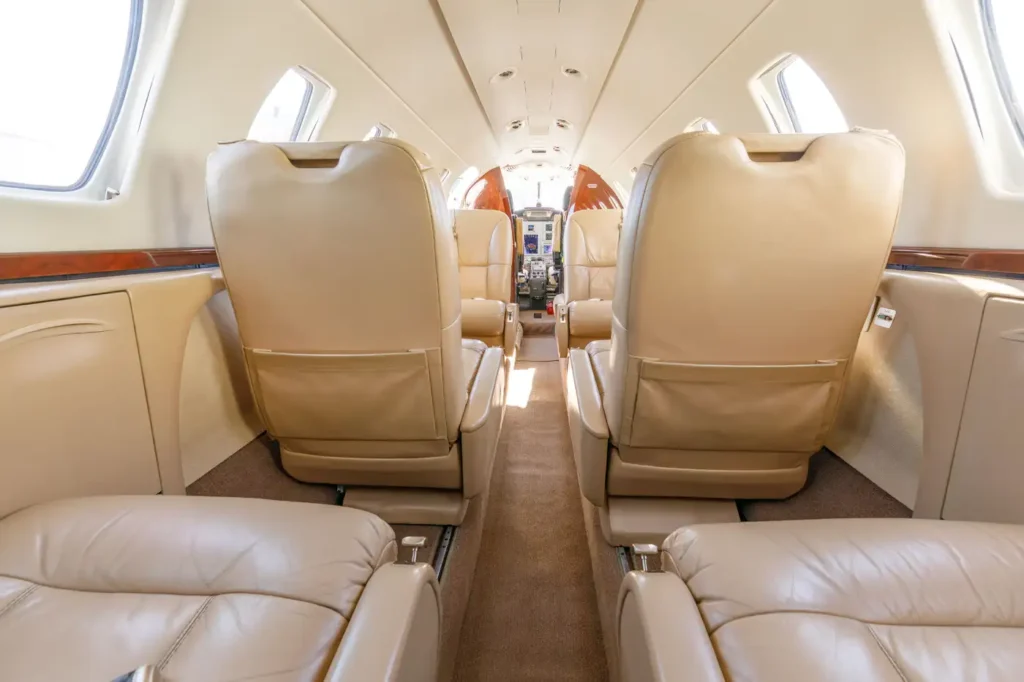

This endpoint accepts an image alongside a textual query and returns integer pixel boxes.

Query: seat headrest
[214,138,434,171]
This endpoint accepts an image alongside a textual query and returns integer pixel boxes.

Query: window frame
[685,117,719,134]
[757,55,847,135]
[950,34,985,139]
[364,123,397,140]
[247,67,330,144]
[980,0,1024,144]
[776,63,805,132]
[0,0,144,193]
[289,78,315,142]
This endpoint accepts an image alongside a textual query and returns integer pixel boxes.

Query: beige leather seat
[0,496,440,682]
[454,209,522,356]
[554,208,623,357]
[566,131,905,544]
[619,519,1024,682]
[207,140,506,525]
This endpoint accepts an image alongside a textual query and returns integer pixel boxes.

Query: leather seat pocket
[628,360,845,452]
[246,348,443,441]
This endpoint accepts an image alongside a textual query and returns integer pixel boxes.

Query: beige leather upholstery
[555,208,623,357]
[566,131,904,536]
[619,519,1024,682]
[454,209,521,355]
[0,496,440,682]
[207,140,506,524]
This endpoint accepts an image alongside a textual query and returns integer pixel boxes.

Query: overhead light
[552,146,562,153]
[555,118,573,130]
[506,119,524,131]
[491,68,518,83]
[561,66,585,79]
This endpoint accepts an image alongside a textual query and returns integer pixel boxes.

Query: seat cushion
[461,298,506,337]
[664,519,1024,681]
[0,496,396,682]
[568,299,613,338]
[462,338,487,393]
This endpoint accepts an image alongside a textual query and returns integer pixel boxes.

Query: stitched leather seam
[0,575,355,618]
[703,607,1024,633]
[374,539,398,570]
[867,624,910,682]
[158,595,213,671]
[0,583,39,622]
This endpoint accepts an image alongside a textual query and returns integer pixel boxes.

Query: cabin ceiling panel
[300,0,499,168]
[437,0,638,166]
[575,0,772,171]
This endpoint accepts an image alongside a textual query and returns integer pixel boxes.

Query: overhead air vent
[531,148,547,155]
[561,66,584,79]
[491,67,518,83]
[507,119,525,131]
[552,146,562,153]
[554,118,573,130]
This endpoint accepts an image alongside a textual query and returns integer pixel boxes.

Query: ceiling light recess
[555,118,573,130]
[491,67,518,83]
[561,66,585,79]
[507,119,525,131]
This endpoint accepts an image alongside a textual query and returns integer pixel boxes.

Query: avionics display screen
[524,234,539,254]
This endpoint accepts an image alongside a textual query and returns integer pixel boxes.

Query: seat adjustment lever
[631,543,660,573]
[400,536,428,565]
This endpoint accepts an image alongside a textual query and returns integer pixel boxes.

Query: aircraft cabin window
[0,0,142,191]
[364,123,398,140]
[981,0,1024,143]
[448,166,480,208]
[248,68,321,142]
[777,57,848,134]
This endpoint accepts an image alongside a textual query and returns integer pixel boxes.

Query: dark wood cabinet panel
[0,248,218,281]
[567,165,623,213]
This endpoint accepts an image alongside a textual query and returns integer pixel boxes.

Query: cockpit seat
[0,496,440,682]
[618,519,1024,682]
[454,209,522,357]
[554,208,623,357]
[207,139,506,525]
[566,131,905,545]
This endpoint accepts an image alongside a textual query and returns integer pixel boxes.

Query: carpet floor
[520,308,556,336]
[187,434,335,504]
[452,359,608,682]
[519,335,559,362]
[739,449,911,521]
[186,436,449,562]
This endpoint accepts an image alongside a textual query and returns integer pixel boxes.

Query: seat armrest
[617,572,726,682]
[503,302,520,357]
[566,348,609,507]
[460,347,506,498]
[327,563,441,682]
[554,294,569,358]
[461,298,506,338]
[568,299,613,338]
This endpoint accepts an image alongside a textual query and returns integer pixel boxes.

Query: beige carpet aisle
[452,358,608,682]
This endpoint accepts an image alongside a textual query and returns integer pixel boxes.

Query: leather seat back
[207,140,467,482]
[454,209,512,303]
[454,209,512,345]
[603,131,904,497]
[563,208,623,304]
